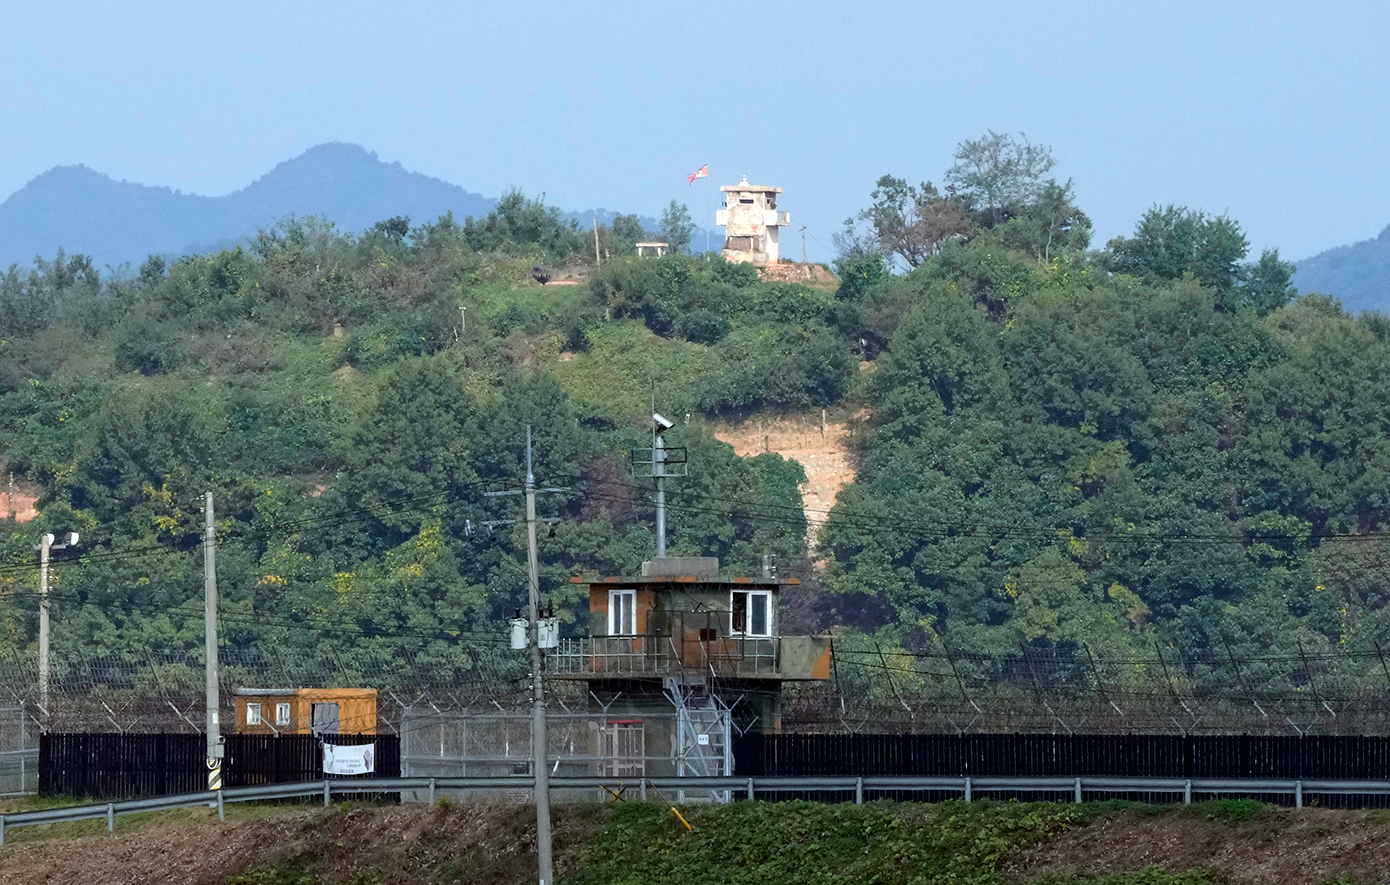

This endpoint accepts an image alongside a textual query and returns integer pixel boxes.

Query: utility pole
[593,217,602,269]
[204,493,223,787]
[524,427,553,885]
[37,533,51,728]
[37,531,77,732]
[653,429,667,557]
[800,225,807,265]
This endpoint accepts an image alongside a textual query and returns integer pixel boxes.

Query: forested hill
[0,131,1386,702]
[1293,222,1390,312]
[0,143,672,270]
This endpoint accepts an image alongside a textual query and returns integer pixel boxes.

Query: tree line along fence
[39,732,399,800]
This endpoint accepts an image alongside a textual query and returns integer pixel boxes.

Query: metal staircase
[664,675,732,802]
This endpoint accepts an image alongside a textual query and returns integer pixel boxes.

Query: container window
[276,703,291,726]
[246,703,261,725]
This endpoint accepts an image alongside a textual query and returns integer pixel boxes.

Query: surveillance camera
[652,412,674,433]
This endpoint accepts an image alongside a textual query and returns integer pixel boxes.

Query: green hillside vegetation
[2,131,1388,701]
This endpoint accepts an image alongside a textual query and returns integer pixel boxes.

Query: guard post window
[730,590,772,637]
[275,703,291,726]
[610,589,636,635]
[246,703,261,726]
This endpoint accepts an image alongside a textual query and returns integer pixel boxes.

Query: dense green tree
[988,179,1092,261]
[462,189,584,260]
[659,201,695,254]
[1104,205,1249,298]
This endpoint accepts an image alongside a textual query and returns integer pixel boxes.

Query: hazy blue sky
[2,1,1387,261]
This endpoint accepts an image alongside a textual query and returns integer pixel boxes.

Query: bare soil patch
[0,802,607,885]
[713,414,855,545]
[757,263,838,288]
[1006,805,1390,885]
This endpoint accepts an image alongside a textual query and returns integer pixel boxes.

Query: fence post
[323,780,331,807]
[855,776,863,805]
[1184,779,1192,805]
[1074,778,1082,803]
[1295,780,1303,809]
[106,803,115,832]
[964,777,972,803]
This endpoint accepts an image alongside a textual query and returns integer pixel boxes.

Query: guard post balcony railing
[552,635,780,678]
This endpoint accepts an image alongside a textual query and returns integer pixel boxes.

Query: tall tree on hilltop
[856,176,974,268]
[945,130,1057,227]
[660,201,695,254]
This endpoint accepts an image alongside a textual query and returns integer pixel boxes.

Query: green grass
[0,799,312,846]
[544,321,725,422]
[565,799,1085,885]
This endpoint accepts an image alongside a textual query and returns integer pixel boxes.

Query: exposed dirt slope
[0,803,606,885]
[1004,803,1390,885]
[712,414,854,545]
[756,263,838,288]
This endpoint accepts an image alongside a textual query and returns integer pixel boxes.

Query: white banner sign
[323,741,375,775]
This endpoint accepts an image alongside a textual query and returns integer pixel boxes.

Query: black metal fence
[732,733,1390,778]
[40,733,401,800]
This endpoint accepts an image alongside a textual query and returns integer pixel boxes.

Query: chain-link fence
[0,705,38,795]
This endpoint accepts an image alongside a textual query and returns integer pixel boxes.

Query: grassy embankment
[2,798,1386,885]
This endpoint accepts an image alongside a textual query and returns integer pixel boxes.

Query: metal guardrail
[6,774,1390,844]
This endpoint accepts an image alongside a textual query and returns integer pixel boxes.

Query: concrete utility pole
[525,427,553,885]
[204,493,223,786]
[37,531,77,731]
[653,431,667,558]
[37,534,51,727]
[593,217,601,269]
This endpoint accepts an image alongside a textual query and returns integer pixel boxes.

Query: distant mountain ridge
[0,143,662,269]
[1293,224,1390,313]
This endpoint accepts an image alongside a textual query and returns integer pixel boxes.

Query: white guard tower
[715,177,791,264]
